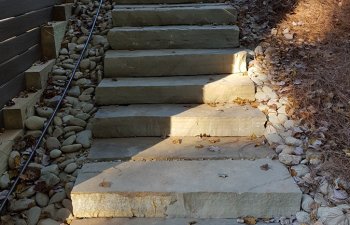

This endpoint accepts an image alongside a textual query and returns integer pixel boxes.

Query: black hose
[0,0,104,214]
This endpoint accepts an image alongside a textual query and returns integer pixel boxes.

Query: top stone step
[113,3,237,27]
[114,0,225,4]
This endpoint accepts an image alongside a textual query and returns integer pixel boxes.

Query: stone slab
[107,25,239,50]
[3,90,43,129]
[96,75,255,105]
[113,4,237,26]
[0,129,23,175]
[71,159,302,218]
[72,218,279,225]
[41,21,67,59]
[104,49,247,77]
[93,104,266,138]
[88,137,276,161]
[25,59,55,89]
[114,0,225,4]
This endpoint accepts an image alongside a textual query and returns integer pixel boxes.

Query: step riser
[104,50,247,77]
[93,115,265,138]
[95,76,255,105]
[112,6,237,26]
[107,26,239,50]
[72,192,300,218]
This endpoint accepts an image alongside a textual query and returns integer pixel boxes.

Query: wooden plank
[25,59,55,89]
[0,28,40,64]
[0,7,53,42]
[0,73,26,110]
[0,45,41,87]
[0,0,58,20]
[41,21,67,59]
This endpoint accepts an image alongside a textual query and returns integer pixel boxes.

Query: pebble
[26,206,41,225]
[50,149,62,159]
[265,133,284,145]
[62,199,73,212]
[36,107,54,118]
[38,218,61,225]
[68,117,87,127]
[76,130,92,148]
[278,153,302,165]
[64,163,78,174]
[291,164,310,177]
[68,86,81,97]
[41,165,60,176]
[0,173,10,189]
[61,144,82,153]
[62,135,77,146]
[55,208,73,222]
[301,194,315,212]
[40,173,60,188]
[80,59,90,70]
[295,211,310,223]
[49,190,66,204]
[35,192,49,207]
[9,199,35,212]
[284,136,303,146]
[46,137,61,151]
[8,151,20,169]
[25,116,46,130]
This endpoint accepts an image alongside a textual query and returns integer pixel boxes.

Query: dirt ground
[236,0,350,180]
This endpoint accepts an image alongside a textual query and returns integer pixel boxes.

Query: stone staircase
[71,0,301,223]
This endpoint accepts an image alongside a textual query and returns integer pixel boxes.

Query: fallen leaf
[99,179,112,188]
[218,173,228,178]
[188,221,197,225]
[195,144,204,149]
[172,138,182,144]
[243,216,257,225]
[208,138,220,143]
[260,164,270,171]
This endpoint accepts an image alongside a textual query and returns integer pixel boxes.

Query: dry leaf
[99,179,112,188]
[208,138,220,143]
[250,134,257,140]
[260,164,270,171]
[172,138,182,144]
[188,221,197,225]
[243,216,257,225]
[290,168,298,177]
[195,144,204,149]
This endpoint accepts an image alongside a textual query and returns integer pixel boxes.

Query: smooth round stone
[50,149,62,159]
[25,116,46,130]
[26,206,41,225]
[0,173,10,189]
[55,208,73,222]
[36,107,54,118]
[80,59,90,70]
[46,137,61,151]
[49,191,66,204]
[35,192,49,207]
[76,130,92,148]
[38,218,61,225]
[62,135,77,146]
[61,144,82,153]
[8,151,20,169]
[64,163,78,174]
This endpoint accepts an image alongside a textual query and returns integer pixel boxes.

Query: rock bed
[0,0,112,224]
[1,0,350,225]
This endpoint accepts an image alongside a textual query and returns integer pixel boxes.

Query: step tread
[96,75,255,104]
[110,25,238,31]
[114,3,232,9]
[88,137,276,161]
[72,218,279,225]
[71,159,301,218]
[95,104,264,119]
[114,0,226,4]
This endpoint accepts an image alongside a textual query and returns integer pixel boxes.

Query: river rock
[278,153,302,165]
[62,135,76,146]
[80,59,90,70]
[302,194,315,212]
[38,219,60,225]
[0,173,10,189]
[68,117,86,127]
[291,164,310,177]
[55,208,73,222]
[68,86,81,97]
[64,163,78,174]
[50,149,62,159]
[61,144,82,153]
[49,190,66,204]
[8,151,20,169]
[35,192,49,207]
[40,173,60,188]
[9,199,35,212]
[25,116,46,130]
[36,107,54,118]
[41,164,60,175]
[296,211,310,223]
[26,206,41,225]
[46,137,61,151]
[76,130,92,148]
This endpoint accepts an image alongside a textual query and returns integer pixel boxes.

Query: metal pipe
[0,0,104,214]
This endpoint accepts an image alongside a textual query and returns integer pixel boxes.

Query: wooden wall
[0,0,61,108]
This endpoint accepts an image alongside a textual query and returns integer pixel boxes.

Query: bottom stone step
[71,159,301,218]
[71,218,279,225]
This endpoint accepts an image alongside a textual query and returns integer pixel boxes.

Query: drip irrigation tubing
[0,0,104,214]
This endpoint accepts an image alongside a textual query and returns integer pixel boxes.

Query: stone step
[107,25,239,50]
[96,75,255,105]
[104,49,247,77]
[113,3,237,27]
[93,104,266,138]
[72,218,279,225]
[114,0,226,4]
[71,159,302,218]
[88,137,276,161]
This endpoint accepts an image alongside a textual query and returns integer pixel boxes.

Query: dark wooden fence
[0,0,61,108]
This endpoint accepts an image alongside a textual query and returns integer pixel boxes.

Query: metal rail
[0,0,104,214]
